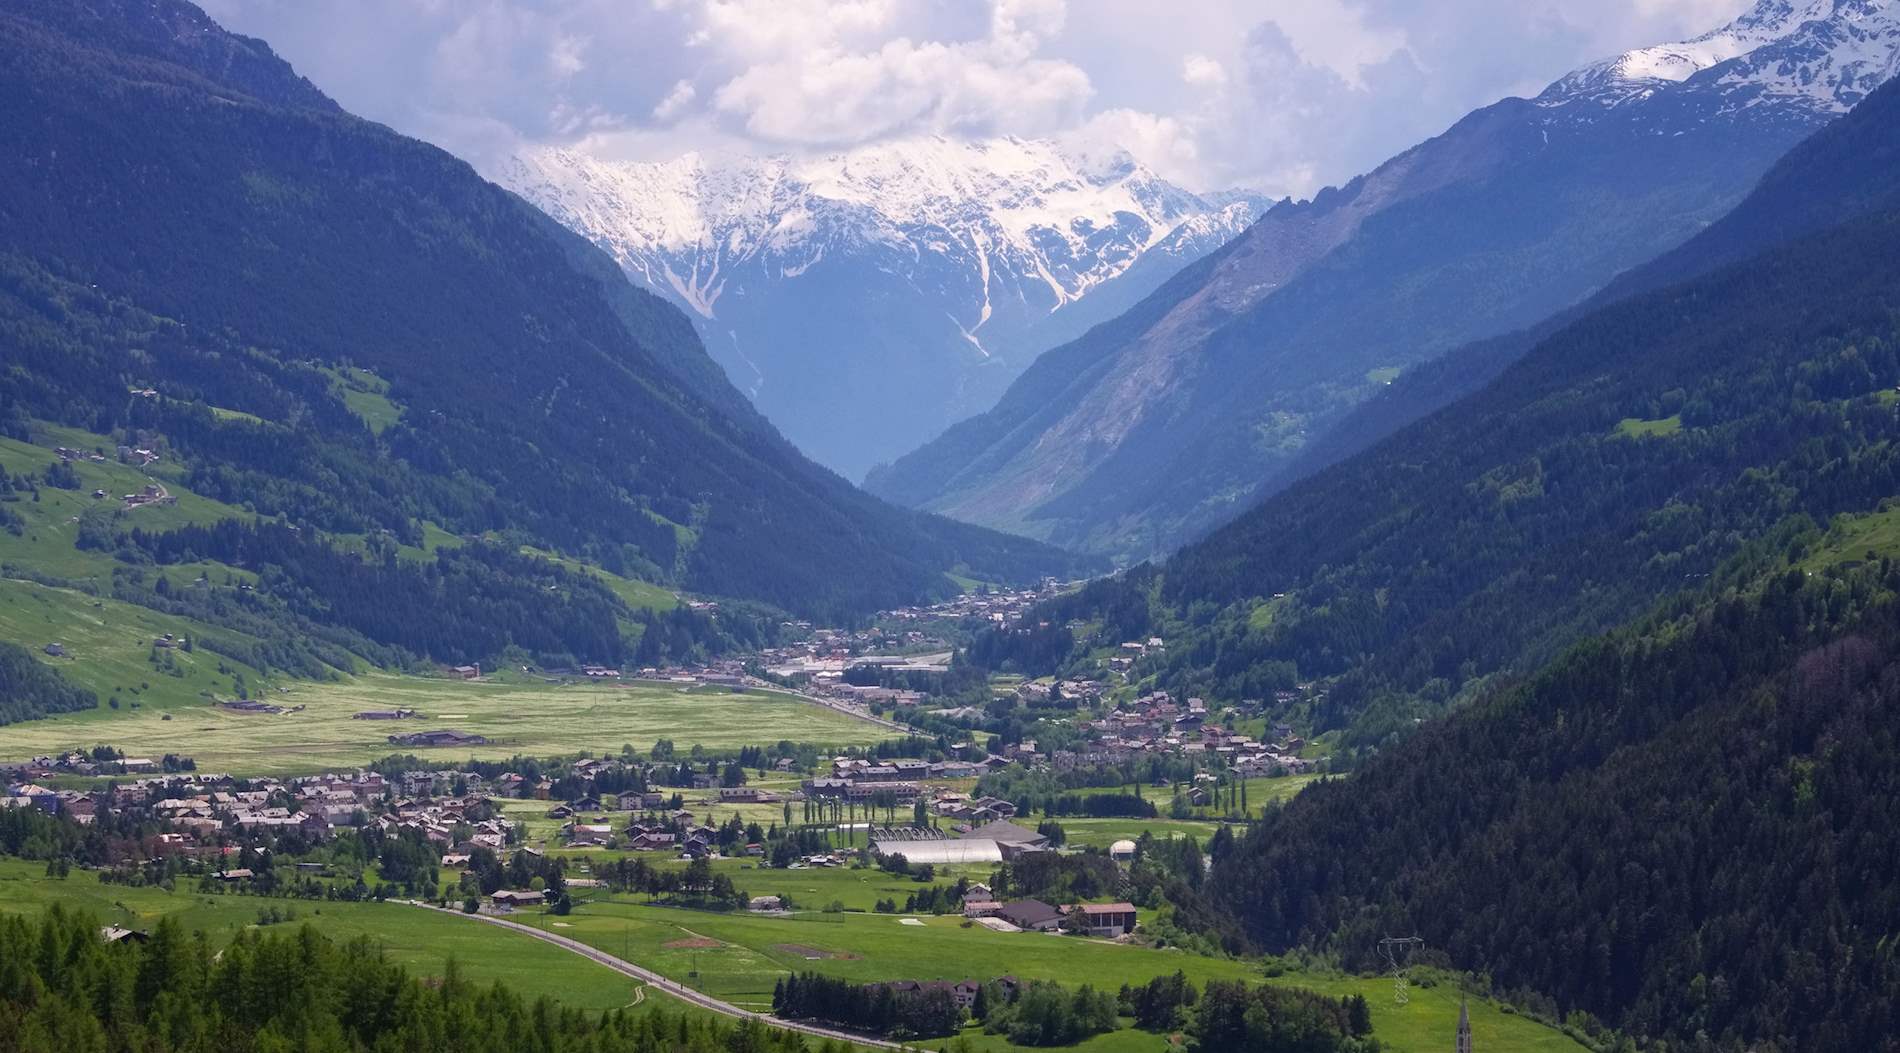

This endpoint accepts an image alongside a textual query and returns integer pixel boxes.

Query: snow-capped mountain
[868,0,1900,561]
[496,139,1267,478]
[1545,0,1900,117]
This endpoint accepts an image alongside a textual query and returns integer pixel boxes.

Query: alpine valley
[5,4,1900,1053]
[868,0,1900,560]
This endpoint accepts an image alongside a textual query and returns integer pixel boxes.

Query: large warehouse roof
[870,838,1003,864]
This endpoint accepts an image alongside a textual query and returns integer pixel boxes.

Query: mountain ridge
[498,138,1269,478]
[868,0,1900,561]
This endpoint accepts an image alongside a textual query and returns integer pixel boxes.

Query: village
[3,744,1146,942]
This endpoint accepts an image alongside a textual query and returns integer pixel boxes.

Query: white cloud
[652,79,697,122]
[200,0,1753,194]
[1182,53,1227,88]
[1065,109,1201,183]
[705,0,1089,146]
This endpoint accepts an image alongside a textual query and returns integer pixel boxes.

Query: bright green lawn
[523,546,678,612]
[0,860,884,1048]
[207,406,268,426]
[320,365,403,434]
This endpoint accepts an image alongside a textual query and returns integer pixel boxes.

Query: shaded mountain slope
[872,0,1900,561]
[0,0,1087,649]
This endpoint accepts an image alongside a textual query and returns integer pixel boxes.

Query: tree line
[0,906,839,1053]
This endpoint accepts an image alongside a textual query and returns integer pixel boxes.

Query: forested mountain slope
[970,66,1900,752]
[0,0,1085,675]
[1270,66,1900,505]
[953,62,1900,1051]
[871,0,1900,561]
[1209,551,1900,1050]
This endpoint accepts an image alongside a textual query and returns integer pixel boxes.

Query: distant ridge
[499,138,1267,478]
[867,0,1900,562]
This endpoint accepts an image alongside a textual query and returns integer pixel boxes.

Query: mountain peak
[500,136,1241,268]
[497,136,1267,477]
[1543,0,1900,114]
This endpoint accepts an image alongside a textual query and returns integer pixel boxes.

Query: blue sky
[203,0,1747,195]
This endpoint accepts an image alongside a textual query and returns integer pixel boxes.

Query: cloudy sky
[200,0,1749,196]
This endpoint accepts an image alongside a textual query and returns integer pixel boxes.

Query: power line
[1378,936,1424,1005]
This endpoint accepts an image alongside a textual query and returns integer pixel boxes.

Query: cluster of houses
[555,808,722,856]
[1104,637,1167,676]
[3,763,524,863]
[14,751,163,777]
[122,482,174,509]
[1012,678,1106,706]
[545,786,746,855]
[1049,692,1317,777]
[751,580,1073,698]
[881,578,1076,628]
[799,755,1008,810]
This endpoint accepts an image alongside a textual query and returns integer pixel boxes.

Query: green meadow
[1611,414,1683,439]
[0,859,642,1011]
[511,895,1584,1053]
[0,675,889,775]
[0,577,275,715]
[1802,500,1900,571]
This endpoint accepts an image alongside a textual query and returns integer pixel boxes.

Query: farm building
[1071,902,1139,938]
[997,899,1064,932]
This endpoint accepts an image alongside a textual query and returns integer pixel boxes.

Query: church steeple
[1457,995,1472,1053]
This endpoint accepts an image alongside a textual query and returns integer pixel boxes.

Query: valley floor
[0,674,887,776]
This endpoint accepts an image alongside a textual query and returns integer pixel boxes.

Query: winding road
[403,902,912,1050]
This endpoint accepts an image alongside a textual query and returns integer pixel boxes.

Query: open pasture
[518,897,1585,1053]
[0,860,642,1011]
[0,675,889,775]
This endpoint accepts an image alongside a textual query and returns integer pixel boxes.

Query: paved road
[765,682,913,732]
[404,902,912,1050]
